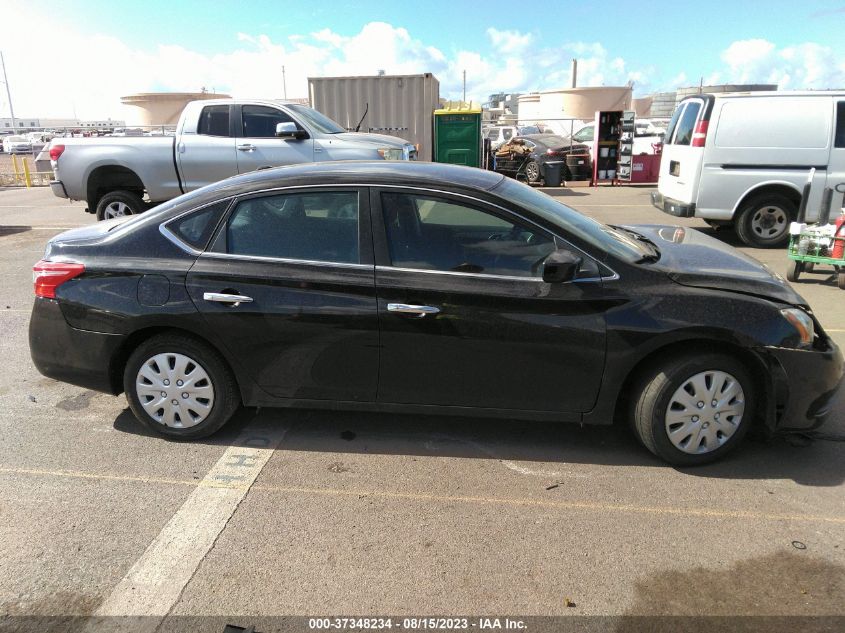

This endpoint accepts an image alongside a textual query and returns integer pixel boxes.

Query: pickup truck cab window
[380,192,555,277]
[220,191,360,264]
[197,105,230,137]
[241,105,297,138]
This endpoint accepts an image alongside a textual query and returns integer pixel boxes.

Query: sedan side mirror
[275,122,308,140]
[542,249,582,283]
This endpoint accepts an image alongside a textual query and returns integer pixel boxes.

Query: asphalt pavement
[0,184,842,632]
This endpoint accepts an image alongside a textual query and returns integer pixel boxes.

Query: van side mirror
[542,249,582,283]
[276,122,308,140]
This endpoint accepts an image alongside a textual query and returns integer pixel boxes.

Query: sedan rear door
[185,187,378,402]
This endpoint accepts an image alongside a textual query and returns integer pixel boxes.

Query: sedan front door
[371,188,609,414]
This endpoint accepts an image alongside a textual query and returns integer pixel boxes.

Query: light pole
[282,65,287,100]
[0,51,17,133]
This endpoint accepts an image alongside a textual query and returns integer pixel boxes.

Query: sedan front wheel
[632,353,754,465]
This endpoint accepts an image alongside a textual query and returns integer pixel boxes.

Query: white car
[2,135,32,154]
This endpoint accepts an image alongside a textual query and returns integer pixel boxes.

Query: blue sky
[6,0,845,117]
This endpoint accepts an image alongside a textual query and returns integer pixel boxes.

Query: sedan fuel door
[234,104,315,173]
[184,188,378,402]
[371,189,609,415]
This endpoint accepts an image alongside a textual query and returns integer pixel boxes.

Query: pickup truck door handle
[387,303,440,318]
[203,292,254,307]
[236,144,256,152]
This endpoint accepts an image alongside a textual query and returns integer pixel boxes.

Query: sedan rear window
[223,192,359,264]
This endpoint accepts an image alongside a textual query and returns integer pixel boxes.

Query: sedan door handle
[387,303,440,318]
[203,292,254,307]
[236,144,256,152]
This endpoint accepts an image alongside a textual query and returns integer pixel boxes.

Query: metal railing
[0,156,52,187]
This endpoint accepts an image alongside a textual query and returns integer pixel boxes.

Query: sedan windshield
[492,178,656,262]
[287,104,346,134]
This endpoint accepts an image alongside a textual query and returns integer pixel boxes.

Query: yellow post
[23,158,32,188]
[11,154,20,184]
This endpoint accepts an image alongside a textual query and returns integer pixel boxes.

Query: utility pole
[0,51,17,133]
[282,65,287,100]
[462,69,466,103]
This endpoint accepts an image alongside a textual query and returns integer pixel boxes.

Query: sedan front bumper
[763,339,844,432]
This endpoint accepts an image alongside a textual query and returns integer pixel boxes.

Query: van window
[835,102,845,148]
[714,98,830,149]
[670,101,701,146]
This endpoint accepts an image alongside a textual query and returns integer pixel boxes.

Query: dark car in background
[494,134,591,185]
[29,162,842,465]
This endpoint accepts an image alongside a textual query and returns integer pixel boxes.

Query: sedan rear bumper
[29,297,124,394]
[764,340,844,432]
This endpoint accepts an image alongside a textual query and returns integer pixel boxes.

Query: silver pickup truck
[49,98,417,219]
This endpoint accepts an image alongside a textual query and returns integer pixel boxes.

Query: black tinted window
[670,101,701,146]
[197,105,230,137]
[225,192,359,263]
[382,193,554,277]
[167,200,229,249]
[242,105,296,138]
[836,102,845,148]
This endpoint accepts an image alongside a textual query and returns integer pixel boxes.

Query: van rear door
[657,97,709,211]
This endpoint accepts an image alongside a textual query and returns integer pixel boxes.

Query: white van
[652,91,845,247]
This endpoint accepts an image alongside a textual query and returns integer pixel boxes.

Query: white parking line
[85,416,289,630]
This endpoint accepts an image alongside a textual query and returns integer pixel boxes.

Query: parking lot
[1,184,843,631]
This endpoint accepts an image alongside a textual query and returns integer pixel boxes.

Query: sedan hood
[625,224,806,305]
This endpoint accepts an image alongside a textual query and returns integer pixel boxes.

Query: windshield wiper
[609,225,661,261]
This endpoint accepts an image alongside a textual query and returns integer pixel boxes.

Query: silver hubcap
[665,370,745,454]
[135,353,214,428]
[104,201,130,219]
[751,205,787,240]
[527,162,539,181]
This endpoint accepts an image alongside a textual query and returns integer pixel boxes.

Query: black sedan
[495,134,591,185]
[29,162,842,465]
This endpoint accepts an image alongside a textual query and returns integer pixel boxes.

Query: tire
[525,160,541,184]
[123,334,240,440]
[838,272,845,290]
[786,260,802,282]
[734,193,796,248]
[96,190,146,221]
[803,262,815,274]
[632,353,754,466]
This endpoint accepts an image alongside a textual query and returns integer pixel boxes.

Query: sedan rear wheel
[632,353,754,465]
[525,160,541,183]
[124,334,239,439]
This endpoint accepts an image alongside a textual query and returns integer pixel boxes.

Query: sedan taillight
[33,260,85,298]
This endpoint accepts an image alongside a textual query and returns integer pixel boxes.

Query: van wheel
[631,353,754,465]
[96,191,146,221]
[735,193,796,248]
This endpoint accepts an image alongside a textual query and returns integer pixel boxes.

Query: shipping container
[308,74,440,161]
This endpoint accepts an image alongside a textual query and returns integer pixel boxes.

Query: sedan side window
[241,105,297,138]
[224,192,359,264]
[381,192,555,277]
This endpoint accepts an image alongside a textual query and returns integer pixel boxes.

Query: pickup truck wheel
[96,191,145,221]
[735,193,795,248]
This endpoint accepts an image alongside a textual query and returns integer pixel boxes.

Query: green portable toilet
[433,102,482,167]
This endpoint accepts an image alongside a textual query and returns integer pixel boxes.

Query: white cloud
[718,38,845,89]
[486,28,533,54]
